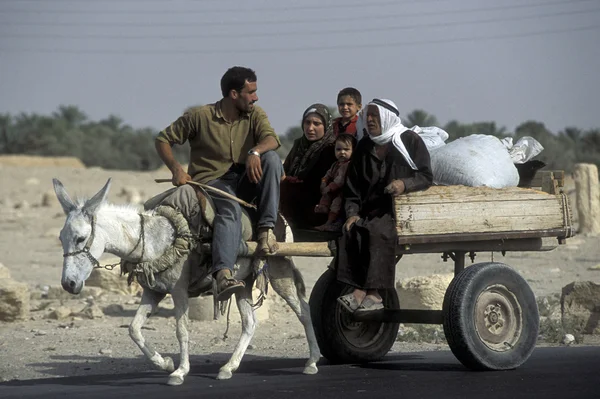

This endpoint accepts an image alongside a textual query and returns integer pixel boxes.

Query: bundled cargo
[428,134,543,188]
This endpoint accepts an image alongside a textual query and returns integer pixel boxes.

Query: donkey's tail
[289,257,307,298]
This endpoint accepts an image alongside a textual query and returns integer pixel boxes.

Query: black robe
[336,131,433,289]
[281,140,337,229]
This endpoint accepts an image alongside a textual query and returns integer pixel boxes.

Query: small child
[333,87,362,138]
[314,133,357,231]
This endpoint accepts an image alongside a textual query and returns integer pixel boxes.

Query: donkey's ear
[83,178,112,216]
[52,178,76,215]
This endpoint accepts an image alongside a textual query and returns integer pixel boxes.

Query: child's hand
[314,204,328,214]
[384,180,406,196]
[285,176,303,184]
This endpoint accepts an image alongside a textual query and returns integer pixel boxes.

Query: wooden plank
[530,170,565,189]
[198,242,334,257]
[542,173,560,194]
[398,199,564,218]
[394,184,573,239]
[552,170,565,186]
[396,186,558,205]
[395,237,556,253]
[396,229,572,245]
[398,217,565,235]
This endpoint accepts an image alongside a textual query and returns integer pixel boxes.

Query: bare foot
[315,223,342,232]
[363,294,383,304]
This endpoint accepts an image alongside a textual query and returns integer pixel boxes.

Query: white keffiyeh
[359,99,417,170]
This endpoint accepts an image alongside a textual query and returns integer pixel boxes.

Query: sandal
[257,227,279,256]
[354,296,384,315]
[336,293,362,313]
[215,269,245,302]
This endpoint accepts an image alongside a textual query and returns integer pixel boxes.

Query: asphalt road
[1,347,598,399]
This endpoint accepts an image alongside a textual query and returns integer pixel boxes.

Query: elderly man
[336,99,433,314]
[155,66,282,301]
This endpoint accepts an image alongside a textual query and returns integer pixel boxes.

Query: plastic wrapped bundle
[430,134,520,188]
[503,136,544,164]
[411,125,449,151]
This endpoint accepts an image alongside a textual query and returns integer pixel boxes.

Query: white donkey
[53,178,320,385]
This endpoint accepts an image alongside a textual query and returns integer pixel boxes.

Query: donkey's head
[53,178,112,294]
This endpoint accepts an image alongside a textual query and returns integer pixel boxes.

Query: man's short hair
[336,133,357,149]
[221,66,257,97]
[337,87,362,106]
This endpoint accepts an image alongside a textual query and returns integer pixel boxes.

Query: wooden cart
[282,170,573,371]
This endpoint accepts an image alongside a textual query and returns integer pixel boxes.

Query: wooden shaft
[198,242,334,257]
[154,178,256,209]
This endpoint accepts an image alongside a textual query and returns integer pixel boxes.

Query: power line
[1,0,223,1]
[0,0,447,14]
[0,0,592,27]
[3,7,598,40]
[1,24,597,55]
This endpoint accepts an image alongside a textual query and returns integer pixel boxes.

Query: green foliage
[1,105,598,173]
[404,109,439,128]
[0,105,189,171]
[443,120,508,140]
[277,125,303,158]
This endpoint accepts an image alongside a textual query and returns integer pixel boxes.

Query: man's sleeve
[155,111,197,145]
[253,107,281,147]
[401,132,434,193]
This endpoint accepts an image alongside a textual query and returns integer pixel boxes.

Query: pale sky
[1,0,599,136]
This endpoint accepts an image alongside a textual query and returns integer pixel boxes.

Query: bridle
[63,214,146,270]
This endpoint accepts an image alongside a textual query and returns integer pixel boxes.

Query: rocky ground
[0,158,599,383]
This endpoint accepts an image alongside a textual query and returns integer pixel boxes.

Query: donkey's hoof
[167,374,184,386]
[303,364,318,375]
[217,369,232,380]
[163,357,175,373]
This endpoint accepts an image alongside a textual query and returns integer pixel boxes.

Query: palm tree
[52,105,87,128]
[471,122,508,138]
[515,121,551,141]
[582,129,600,153]
[404,109,438,128]
[563,127,582,142]
[99,115,124,132]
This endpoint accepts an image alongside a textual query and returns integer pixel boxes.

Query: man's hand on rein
[172,169,192,186]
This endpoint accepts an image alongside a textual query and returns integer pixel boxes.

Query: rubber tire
[442,262,539,371]
[309,269,400,363]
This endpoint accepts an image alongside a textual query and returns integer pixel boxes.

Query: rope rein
[63,214,147,271]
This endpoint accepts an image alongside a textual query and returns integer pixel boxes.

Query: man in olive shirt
[155,66,282,301]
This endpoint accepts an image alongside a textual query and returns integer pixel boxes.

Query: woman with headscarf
[336,99,433,314]
[281,104,338,230]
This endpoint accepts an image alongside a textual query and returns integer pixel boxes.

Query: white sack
[430,134,520,188]
[411,125,449,151]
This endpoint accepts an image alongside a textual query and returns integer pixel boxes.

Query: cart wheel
[442,262,539,370]
[309,269,399,363]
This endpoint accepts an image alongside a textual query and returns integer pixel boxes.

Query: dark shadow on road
[1,352,448,387]
[3,353,324,387]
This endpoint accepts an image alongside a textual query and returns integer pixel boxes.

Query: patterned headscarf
[284,103,335,179]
